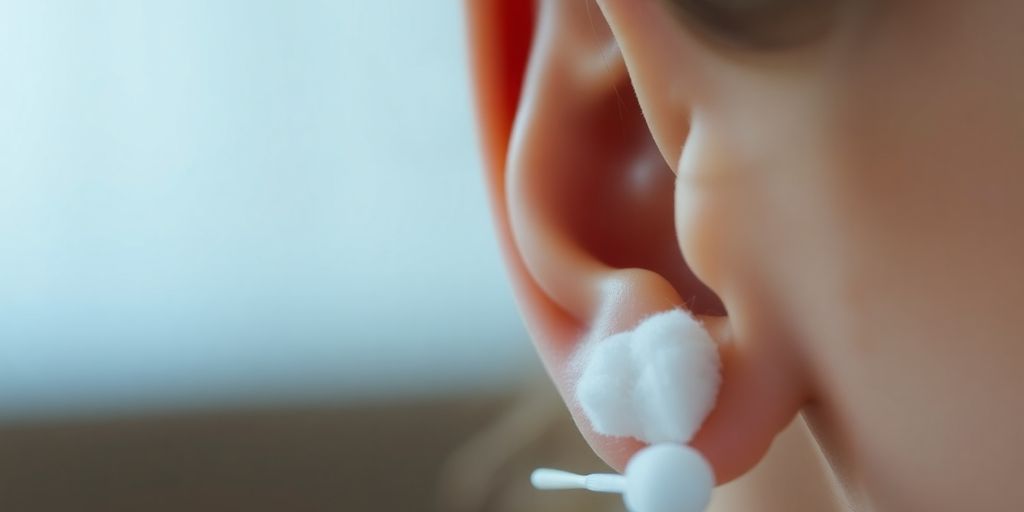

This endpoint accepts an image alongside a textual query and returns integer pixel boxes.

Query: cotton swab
[530,468,625,493]
[531,443,714,512]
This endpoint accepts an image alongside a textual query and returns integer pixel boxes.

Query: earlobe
[467,0,810,487]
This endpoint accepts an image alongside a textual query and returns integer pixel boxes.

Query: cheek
[674,86,846,334]
[675,82,869,487]
[673,1,1024,507]
[673,119,815,367]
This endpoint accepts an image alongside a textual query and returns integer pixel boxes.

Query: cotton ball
[575,331,638,436]
[575,309,721,444]
[624,444,714,512]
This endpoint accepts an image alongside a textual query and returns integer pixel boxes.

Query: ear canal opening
[552,78,725,317]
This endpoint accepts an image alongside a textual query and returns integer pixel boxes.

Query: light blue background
[0,1,532,419]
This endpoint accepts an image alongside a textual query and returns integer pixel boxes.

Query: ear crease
[575,41,627,97]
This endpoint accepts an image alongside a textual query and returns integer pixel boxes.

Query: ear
[466,0,809,484]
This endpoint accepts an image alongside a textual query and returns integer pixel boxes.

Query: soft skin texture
[465,1,1024,511]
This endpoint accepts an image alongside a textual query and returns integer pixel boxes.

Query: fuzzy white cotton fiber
[575,309,721,444]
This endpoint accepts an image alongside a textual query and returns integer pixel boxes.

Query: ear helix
[531,309,721,512]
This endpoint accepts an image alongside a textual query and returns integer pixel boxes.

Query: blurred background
[0,0,532,421]
[0,2,845,511]
[0,2,598,511]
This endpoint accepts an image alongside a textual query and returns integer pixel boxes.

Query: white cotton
[574,309,721,444]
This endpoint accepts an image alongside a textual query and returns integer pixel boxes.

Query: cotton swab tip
[531,468,626,494]
[530,468,586,490]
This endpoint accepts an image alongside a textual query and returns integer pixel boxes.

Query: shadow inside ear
[539,76,724,318]
[502,0,723,323]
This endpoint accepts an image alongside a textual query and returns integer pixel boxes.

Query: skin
[465,1,1024,510]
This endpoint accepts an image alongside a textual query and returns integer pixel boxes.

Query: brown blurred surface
[0,397,508,512]
[0,390,844,512]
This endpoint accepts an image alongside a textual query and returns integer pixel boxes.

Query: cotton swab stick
[531,444,714,512]
[530,468,626,493]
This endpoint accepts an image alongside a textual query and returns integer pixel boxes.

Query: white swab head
[530,469,586,490]
[531,444,714,512]
[623,444,714,512]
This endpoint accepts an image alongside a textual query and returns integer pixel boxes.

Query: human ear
[466,0,809,484]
